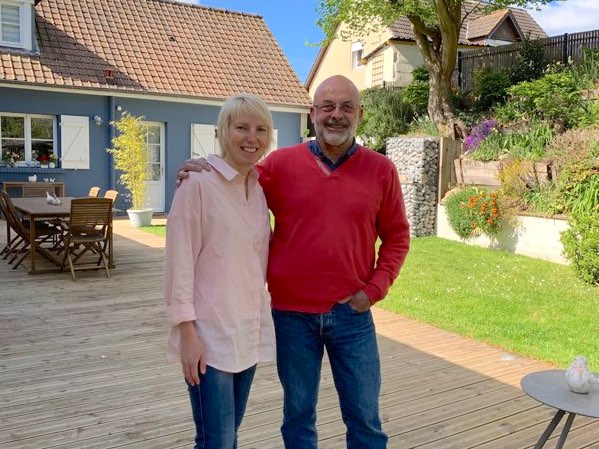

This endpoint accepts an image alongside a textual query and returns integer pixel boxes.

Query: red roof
[0,0,311,107]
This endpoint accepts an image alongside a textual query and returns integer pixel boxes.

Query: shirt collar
[207,154,259,182]
[308,139,358,170]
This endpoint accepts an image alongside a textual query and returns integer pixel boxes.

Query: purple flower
[464,119,497,153]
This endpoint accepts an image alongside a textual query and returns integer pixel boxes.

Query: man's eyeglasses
[312,102,360,114]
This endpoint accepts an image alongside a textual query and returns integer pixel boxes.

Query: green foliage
[493,70,585,130]
[407,114,438,137]
[358,87,414,152]
[509,38,547,84]
[445,186,501,239]
[107,112,149,210]
[411,65,429,82]
[402,65,430,117]
[561,210,599,285]
[546,125,599,215]
[473,68,511,111]
[469,120,553,161]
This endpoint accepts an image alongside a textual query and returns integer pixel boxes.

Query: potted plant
[2,150,20,167]
[48,153,57,168]
[106,112,153,227]
[37,153,49,168]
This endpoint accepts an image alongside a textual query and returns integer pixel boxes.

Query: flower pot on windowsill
[40,163,49,169]
[49,162,56,168]
[127,208,154,227]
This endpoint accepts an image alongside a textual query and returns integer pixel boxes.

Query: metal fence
[457,29,599,92]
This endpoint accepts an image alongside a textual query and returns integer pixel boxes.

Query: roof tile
[0,0,310,107]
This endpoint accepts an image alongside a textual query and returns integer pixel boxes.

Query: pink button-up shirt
[164,155,274,373]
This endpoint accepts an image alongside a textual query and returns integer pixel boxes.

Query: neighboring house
[0,0,311,213]
[305,2,546,97]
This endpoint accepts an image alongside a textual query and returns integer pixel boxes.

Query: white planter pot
[127,209,154,227]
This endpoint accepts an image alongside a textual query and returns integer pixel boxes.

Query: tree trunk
[427,62,466,139]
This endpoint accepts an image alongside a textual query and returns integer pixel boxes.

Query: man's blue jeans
[186,364,256,449]
[272,303,387,449]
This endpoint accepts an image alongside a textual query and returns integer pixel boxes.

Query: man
[178,75,410,448]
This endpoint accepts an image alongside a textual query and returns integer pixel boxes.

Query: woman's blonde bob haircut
[217,93,273,158]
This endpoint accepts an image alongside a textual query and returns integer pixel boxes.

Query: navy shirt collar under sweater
[308,139,358,171]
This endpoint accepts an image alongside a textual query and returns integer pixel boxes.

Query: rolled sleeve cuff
[166,302,197,326]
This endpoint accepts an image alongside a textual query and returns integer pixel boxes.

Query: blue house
[0,0,311,212]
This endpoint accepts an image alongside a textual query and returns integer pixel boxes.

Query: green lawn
[141,224,598,370]
[382,236,598,369]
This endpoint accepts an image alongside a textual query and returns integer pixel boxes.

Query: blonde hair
[217,93,273,157]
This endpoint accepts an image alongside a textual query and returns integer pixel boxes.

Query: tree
[316,0,554,138]
[106,112,149,211]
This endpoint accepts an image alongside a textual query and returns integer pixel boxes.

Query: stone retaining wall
[387,137,439,237]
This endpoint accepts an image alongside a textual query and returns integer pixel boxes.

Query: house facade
[305,3,546,98]
[0,0,311,213]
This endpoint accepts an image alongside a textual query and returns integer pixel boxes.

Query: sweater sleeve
[363,162,410,303]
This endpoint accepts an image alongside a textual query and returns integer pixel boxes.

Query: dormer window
[351,41,364,69]
[0,0,34,51]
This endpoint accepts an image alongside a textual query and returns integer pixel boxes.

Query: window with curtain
[1,114,56,166]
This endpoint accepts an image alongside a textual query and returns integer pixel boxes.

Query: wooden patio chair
[0,190,61,269]
[58,197,112,280]
[103,189,119,202]
[88,186,101,197]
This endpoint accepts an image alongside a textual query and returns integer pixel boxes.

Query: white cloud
[527,0,599,36]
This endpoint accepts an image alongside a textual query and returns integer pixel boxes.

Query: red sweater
[258,143,410,313]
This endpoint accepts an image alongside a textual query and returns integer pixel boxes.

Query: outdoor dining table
[521,369,599,449]
[10,197,115,274]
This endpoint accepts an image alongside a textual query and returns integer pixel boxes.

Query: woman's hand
[176,158,212,187]
[179,321,207,385]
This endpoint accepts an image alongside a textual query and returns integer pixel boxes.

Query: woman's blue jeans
[186,364,257,449]
[272,303,387,449]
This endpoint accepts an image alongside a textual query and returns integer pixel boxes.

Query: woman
[164,93,274,449]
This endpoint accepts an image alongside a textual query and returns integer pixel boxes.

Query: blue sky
[181,0,598,84]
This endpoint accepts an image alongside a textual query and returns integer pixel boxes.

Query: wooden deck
[1,217,597,449]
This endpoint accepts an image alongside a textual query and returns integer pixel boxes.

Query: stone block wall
[386,137,439,237]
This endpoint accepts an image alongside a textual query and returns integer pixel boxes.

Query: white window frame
[351,41,364,69]
[0,112,57,164]
[0,0,33,50]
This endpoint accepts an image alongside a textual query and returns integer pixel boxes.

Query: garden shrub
[358,87,413,152]
[473,68,512,111]
[546,125,599,214]
[493,70,586,131]
[445,186,502,239]
[561,210,599,286]
[509,38,546,85]
[403,66,429,117]
[407,114,438,136]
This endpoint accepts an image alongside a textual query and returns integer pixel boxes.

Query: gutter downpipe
[109,96,116,189]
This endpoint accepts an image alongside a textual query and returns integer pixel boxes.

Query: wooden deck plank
[1,218,597,449]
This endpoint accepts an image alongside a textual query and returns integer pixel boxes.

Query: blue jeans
[272,303,387,449]
[186,364,257,449]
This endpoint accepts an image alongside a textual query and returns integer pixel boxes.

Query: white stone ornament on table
[46,191,61,205]
[565,355,594,394]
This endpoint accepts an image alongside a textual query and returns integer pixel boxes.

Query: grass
[139,224,166,237]
[381,236,598,369]
[140,223,598,370]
